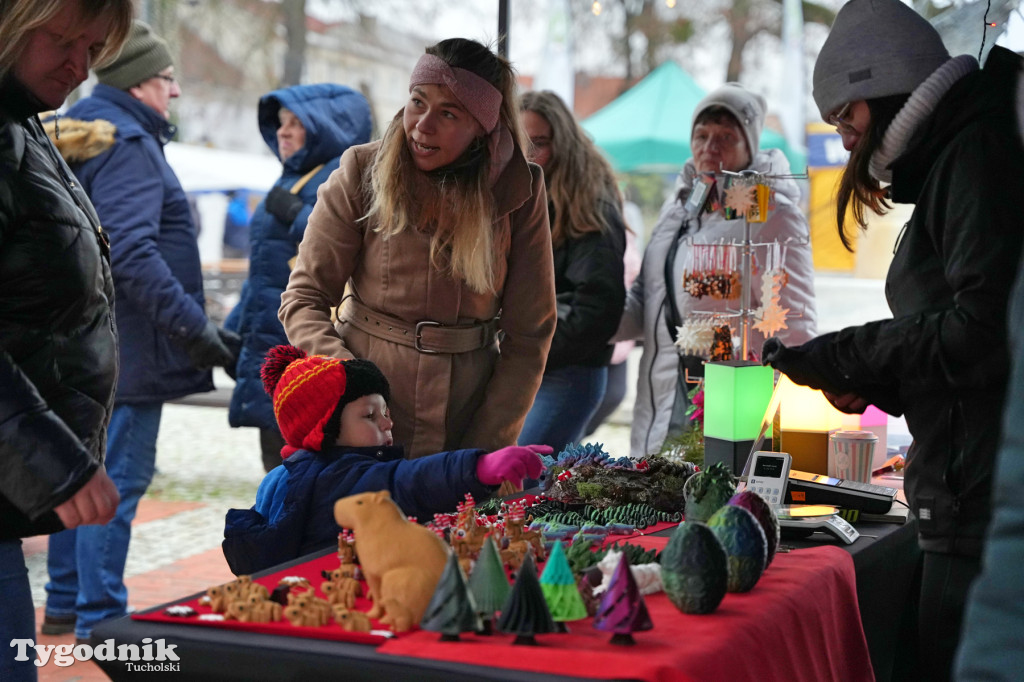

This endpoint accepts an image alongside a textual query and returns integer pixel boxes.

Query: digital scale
[775,504,860,545]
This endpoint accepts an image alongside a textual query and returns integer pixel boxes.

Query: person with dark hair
[761,2,1024,678]
[222,345,548,575]
[618,82,817,457]
[0,0,133,677]
[224,83,372,472]
[517,90,626,453]
[280,38,556,461]
[40,20,240,644]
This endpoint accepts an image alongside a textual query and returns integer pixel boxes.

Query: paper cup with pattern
[829,431,879,483]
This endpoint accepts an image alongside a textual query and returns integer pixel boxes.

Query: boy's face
[336,394,393,448]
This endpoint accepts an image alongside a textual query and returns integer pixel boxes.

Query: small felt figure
[226,599,280,624]
[593,552,654,645]
[333,490,449,633]
[333,607,372,632]
[284,588,331,627]
[593,549,664,597]
[163,605,195,618]
[321,572,362,609]
[202,585,229,614]
[338,529,357,564]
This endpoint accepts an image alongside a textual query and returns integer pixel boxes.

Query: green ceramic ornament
[660,521,728,614]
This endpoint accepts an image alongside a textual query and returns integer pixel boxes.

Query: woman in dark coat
[0,1,132,679]
[517,90,626,454]
[224,83,372,472]
[762,2,1024,679]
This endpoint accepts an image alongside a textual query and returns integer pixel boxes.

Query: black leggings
[916,551,981,682]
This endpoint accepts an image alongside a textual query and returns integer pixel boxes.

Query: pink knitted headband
[409,53,502,133]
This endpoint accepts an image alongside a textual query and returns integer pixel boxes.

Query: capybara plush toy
[333,490,448,632]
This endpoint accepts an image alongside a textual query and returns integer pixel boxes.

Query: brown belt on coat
[339,297,499,355]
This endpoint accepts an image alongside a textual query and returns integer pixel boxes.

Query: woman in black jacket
[0,1,132,676]
[762,1,1024,679]
[518,91,626,455]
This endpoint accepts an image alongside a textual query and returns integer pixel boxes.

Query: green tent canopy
[581,61,805,174]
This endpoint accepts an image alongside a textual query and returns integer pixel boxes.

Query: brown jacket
[280,141,556,458]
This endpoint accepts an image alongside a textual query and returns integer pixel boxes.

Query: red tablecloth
[133,526,874,682]
[379,538,875,682]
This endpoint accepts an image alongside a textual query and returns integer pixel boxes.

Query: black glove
[187,320,241,371]
[264,186,305,225]
[761,333,847,393]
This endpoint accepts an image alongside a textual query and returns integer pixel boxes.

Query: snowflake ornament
[723,183,757,216]
[753,303,790,337]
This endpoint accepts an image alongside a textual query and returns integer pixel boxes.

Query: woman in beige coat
[280,38,556,459]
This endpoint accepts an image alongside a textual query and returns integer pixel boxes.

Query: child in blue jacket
[223,345,547,574]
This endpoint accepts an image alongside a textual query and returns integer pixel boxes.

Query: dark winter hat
[261,345,391,453]
[691,83,766,161]
[95,21,174,90]
[812,0,950,119]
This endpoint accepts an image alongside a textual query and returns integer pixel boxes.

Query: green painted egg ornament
[728,489,781,567]
[682,462,737,523]
[660,521,728,614]
[706,505,768,593]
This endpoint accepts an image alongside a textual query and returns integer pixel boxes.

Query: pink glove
[475,445,551,487]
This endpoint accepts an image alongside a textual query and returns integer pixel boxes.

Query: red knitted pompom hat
[261,345,391,455]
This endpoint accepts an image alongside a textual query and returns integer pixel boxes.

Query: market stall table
[92,517,917,682]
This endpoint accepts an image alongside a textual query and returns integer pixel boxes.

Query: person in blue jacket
[224,83,372,473]
[222,345,548,575]
[42,21,240,643]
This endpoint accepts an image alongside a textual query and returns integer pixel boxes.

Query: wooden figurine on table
[593,552,653,645]
[497,554,557,645]
[421,552,482,641]
[333,490,448,633]
[500,503,545,569]
[467,535,512,635]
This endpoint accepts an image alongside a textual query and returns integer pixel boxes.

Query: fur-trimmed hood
[43,117,116,164]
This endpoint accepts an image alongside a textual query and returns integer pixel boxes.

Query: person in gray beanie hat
[614,78,818,460]
[95,21,173,90]
[812,0,949,121]
[763,2,1024,679]
[691,82,766,166]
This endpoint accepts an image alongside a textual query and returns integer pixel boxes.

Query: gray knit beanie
[691,83,766,160]
[813,0,950,119]
[95,21,173,90]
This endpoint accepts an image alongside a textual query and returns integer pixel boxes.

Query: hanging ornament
[723,182,757,219]
[709,323,733,361]
[746,184,772,223]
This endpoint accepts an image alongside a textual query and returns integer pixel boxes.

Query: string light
[666,0,676,7]
[979,0,992,62]
[592,1,602,15]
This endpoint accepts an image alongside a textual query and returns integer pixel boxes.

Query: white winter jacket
[618,149,817,456]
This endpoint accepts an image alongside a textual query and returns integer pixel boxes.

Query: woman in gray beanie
[616,81,818,458]
[762,1,1024,679]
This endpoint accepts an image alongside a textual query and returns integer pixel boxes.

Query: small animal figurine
[333,490,449,632]
[321,570,362,609]
[332,606,372,632]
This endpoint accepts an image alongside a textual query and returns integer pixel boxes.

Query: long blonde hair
[0,0,133,83]
[520,90,621,248]
[365,38,526,295]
